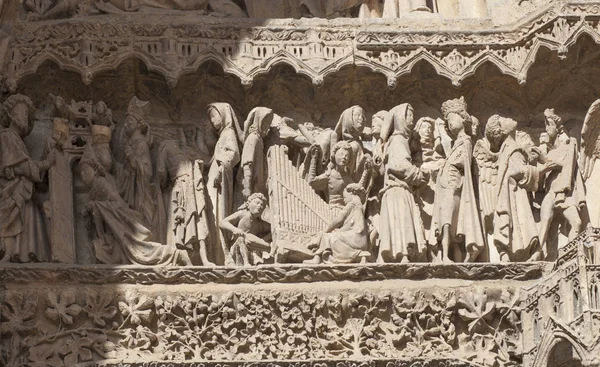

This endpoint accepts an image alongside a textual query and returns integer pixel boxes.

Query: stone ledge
[79,359,478,367]
[0,262,551,285]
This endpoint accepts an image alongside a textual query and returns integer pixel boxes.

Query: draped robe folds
[88,176,189,266]
[207,104,242,265]
[494,140,541,260]
[429,135,484,256]
[378,133,426,262]
[335,106,367,182]
[316,201,369,263]
[0,129,50,262]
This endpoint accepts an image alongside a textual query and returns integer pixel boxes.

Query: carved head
[371,110,387,138]
[1,94,35,137]
[343,183,366,205]
[244,107,273,140]
[80,145,106,187]
[381,103,414,143]
[414,117,435,147]
[124,97,150,138]
[544,108,563,140]
[95,101,108,116]
[246,192,267,217]
[52,117,70,146]
[331,141,353,169]
[207,103,241,141]
[486,114,517,146]
[441,96,475,138]
[336,105,366,140]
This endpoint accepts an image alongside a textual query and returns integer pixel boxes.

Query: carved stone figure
[305,183,370,264]
[428,97,484,263]
[489,115,559,262]
[377,104,427,263]
[580,99,600,227]
[236,107,273,202]
[81,145,190,265]
[23,0,247,20]
[156,130,214,266]
[537,109,586,257]
[334,105,371,182]
[206,102,242,266]
[308,141,356,209]
[0,94,53,263]
[118,97,158,228]
[365,110,386,254]
[219,193,272,266]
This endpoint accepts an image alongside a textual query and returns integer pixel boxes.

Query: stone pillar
[459,0,487,18]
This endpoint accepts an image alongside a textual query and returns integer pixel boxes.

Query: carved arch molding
[4,1,600,91]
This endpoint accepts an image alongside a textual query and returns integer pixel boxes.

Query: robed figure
[0,95,53,263]
[377,104,427,264]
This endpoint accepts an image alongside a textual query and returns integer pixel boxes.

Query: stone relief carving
[0,91,598,267]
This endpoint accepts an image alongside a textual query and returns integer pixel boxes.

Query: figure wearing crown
[428,97,484,263]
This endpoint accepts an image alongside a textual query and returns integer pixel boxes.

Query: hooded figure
[377,104,427,263]
[234,107,273,207]
[334,105,368,181]
[206,103,242,266]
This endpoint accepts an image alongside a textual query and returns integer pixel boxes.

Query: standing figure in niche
[305,183,370,264]
[0,94,53,263]
[429,97,484,263]
[236,107,273,204]
[537,109,586,257]
[308,141,359,209]
[377,103,428,264]
[206,103,242,266]
[118,97,157,228]
[365,111,386,255]
[412,116,444,238]
[219,193,272,266]
[81,145,190,266]
[489,115,559,262]
[156,127,215,266]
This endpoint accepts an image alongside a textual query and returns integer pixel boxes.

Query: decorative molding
[0,262,550,286]
[5,2,600,90]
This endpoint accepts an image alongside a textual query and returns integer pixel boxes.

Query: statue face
[209,108,223,131]
[124,115,138,137]
[96,102,106,115]
[447,112,464,137]
[406,106,414,126]
[419,122,433,146]
[11,103,30,136]
[353,109,366,132]
[334,147,350,168]
[183,126,196,142]
[80,163,95,187]
[248,198,265,216]
[371,117,382,136]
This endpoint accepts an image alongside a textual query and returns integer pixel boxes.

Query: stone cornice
[3,1,600,90]
[0,262,550,286]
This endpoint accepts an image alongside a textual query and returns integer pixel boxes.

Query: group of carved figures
[1,92,599,266]
[20,0,485,20]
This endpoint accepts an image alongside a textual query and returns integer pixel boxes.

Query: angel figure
[219,193,272,266]
[428,97,484,263]
[537,109,586,258]
[580,99,600,227]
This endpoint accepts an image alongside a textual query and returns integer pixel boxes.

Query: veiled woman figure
[0,94,53,262]
[206,103,242,266]
[377,104,427,264]
[334,105,369,181]
[234,107,273,207]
